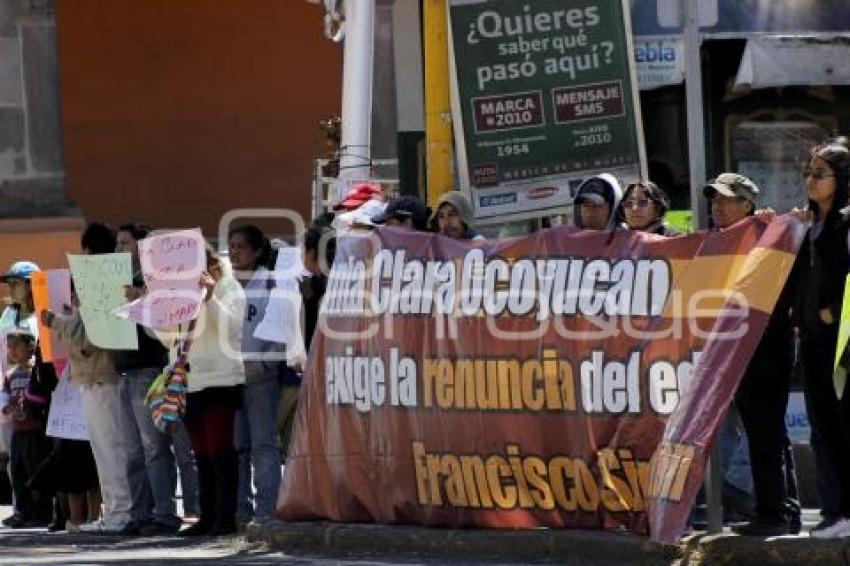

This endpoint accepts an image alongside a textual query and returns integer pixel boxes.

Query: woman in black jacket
[791,143,850,538]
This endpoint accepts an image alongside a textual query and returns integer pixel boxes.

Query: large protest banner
[449,0,645,218]
[278,216,804,543]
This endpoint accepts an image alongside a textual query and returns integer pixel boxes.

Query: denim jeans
[235,374,282,519]
[119,367,179,526]
[719,405,754,495]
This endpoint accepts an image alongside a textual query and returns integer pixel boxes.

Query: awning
[733,35,850,92]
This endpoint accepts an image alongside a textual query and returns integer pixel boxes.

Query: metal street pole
[684,0,708,230]
[338,0,375,198]
[684,1,721,533]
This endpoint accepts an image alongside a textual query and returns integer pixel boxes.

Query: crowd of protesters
[1,139,850,540]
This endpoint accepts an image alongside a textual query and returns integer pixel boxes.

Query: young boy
[2,330,52,528]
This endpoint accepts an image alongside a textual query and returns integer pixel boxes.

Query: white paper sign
[272,247,306,282]
[254,282,300,345]
[46,368,88,441]
[254,247,307,365]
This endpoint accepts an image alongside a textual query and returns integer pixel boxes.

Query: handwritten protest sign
[46,365,88,441]
[30,270,72,362]
[113,229,205,329]
[68,253,138,350]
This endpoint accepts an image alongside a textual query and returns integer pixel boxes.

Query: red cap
[333,182,385,211]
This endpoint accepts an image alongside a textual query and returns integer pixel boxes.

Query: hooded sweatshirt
[428,191,483,240]
[572,173,624,230]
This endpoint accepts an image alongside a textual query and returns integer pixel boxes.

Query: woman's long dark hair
[228,224,273,270]
[808,143,850,224]
[616,180,670,226]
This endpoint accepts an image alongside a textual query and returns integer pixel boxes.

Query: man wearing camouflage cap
[703,172,800,535]
[703,173,759,230]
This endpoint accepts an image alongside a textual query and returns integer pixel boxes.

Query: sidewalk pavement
[246,511,850,565]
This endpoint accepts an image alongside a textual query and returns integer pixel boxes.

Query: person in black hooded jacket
[573,173,623,231]
[790,143,850,539]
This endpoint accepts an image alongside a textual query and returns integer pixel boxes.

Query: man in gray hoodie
[429,191,484,240]
[572,174,624,230]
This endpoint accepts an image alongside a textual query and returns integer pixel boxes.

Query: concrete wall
[0,0,74,218]
[55,0,342,236]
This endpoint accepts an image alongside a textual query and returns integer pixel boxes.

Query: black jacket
[790,210,850,343]
[112,326,169,373]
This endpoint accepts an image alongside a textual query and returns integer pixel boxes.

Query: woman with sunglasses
[790,142,850,538]
[617,181,682,236]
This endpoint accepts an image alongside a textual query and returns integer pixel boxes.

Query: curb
[247,521,681,564]
[681,532,850,565]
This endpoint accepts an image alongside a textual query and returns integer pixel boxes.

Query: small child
[1,330,52,528]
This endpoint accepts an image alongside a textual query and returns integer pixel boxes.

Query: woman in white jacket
[171,244,246,536]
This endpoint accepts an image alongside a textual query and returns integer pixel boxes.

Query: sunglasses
[623,199,652,209]
[804,169,835,180]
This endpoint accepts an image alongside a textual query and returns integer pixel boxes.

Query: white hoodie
[572,173,624,230]
[158,270,246,393]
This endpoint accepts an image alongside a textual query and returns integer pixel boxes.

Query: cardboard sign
[68,253,138,350]
[30,269,72,362]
